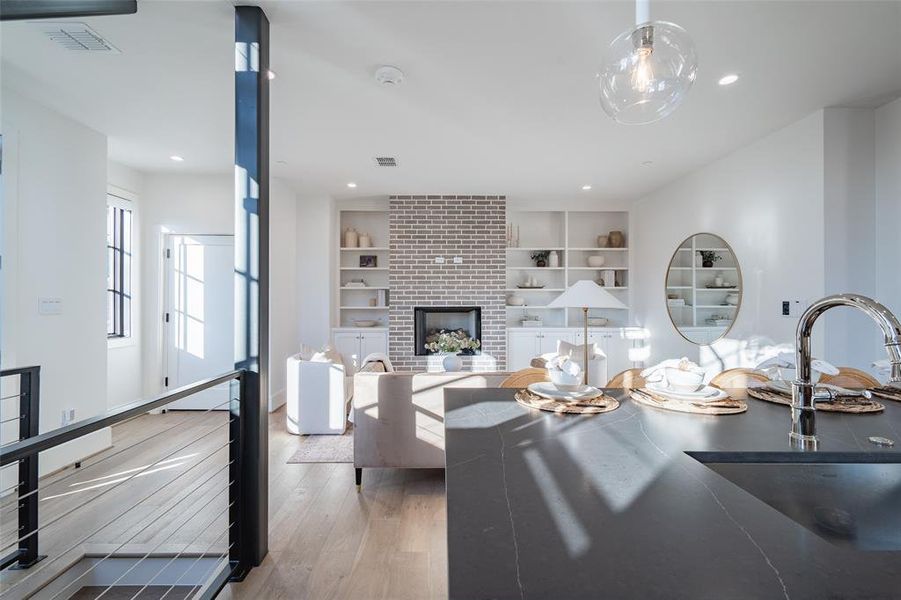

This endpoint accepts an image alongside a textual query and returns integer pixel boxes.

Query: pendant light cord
[635,0,650,25]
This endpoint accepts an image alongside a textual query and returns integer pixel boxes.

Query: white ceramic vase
[548,251,559,268]
[443,354,463,372]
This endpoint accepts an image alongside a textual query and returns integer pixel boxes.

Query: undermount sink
[688,451,901,551]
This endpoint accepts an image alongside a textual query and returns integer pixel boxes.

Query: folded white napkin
[640,357,703,379]
[755,353,838,379]
[873,359,891,374]
[546,354,582,377]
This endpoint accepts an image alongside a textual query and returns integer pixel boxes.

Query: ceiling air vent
[373,156,398,167]
[38,22,121,53]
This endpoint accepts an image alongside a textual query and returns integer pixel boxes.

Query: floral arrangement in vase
[424,329,481,355]
[425,329,481,372]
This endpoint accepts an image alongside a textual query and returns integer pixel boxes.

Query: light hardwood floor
[219,409,447,600]
[0,408,446,599]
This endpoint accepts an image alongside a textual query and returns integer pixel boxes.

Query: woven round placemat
[747,387,884,413]
[514,389,620,414]
[871,386,901,403]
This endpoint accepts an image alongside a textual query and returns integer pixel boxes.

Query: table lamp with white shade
[547,280,629,385]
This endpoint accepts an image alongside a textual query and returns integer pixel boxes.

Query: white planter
[442,354,463,372]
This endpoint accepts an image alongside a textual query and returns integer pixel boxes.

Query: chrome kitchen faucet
[792,294,901,450]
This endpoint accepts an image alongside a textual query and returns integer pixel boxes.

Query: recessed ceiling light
[347,182,357,188]
[718,73,740,86]
[642,160,654,166]
[267,70,276,80]
[581,185,592,191]
[170,155,184,162]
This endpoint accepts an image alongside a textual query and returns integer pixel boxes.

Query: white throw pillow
[557,340,600,364]
[311,345,343,365]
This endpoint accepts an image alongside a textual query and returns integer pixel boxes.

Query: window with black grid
[107,198,132,338]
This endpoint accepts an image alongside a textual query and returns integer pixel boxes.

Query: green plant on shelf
[530,251,550,267]
[698,250,721,268]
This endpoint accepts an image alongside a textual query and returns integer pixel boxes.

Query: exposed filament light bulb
[631,46,654,93]
[630,25,656,95]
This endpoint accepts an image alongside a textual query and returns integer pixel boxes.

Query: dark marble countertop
[444,388,901,600]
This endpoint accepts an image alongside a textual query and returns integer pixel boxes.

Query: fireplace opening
[414,306,482,356]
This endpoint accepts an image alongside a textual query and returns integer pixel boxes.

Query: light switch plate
[434,257,446,264]
[39,297,63,315]
[452,256,463,264]
[781,300,803,317]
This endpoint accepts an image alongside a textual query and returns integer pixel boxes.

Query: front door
[164,234,234,410]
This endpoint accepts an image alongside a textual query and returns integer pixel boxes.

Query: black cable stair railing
[0,366,42,571]
[0,367,261,599]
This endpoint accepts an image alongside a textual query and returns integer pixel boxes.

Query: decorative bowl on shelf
[353,319,380,327]
[507,294,526,306]
[587,255,606,268]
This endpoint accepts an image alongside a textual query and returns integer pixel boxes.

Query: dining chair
[709,368,770,391]
[606,368,646,389]
[500,368,549,389]
[818,367,881,389]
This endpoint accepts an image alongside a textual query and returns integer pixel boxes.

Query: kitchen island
[444,388,901,599]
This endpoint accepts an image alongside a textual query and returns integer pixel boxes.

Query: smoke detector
[38,22,120,53]
[374,65,404,86]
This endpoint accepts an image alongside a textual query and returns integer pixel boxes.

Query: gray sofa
[352,365,507,486]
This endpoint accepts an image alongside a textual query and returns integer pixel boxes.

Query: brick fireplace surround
[388,195,507,371]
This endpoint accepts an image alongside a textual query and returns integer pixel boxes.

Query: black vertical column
[234,5,269,566]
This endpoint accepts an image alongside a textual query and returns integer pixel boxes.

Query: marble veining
[445,388,901,600]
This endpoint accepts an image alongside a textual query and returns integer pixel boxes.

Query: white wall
[268,179,299,411]
[822,108,879,370]
[139,173,234,400]
[297,196,335,347]
[107,161,145,409]
[1,90,111,474]
[875,98,901,320]
[632,112,827,370]
[139,173,297,411]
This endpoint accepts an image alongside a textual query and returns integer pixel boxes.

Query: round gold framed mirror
[664,233,742,345]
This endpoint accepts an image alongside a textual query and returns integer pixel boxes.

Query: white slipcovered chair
[286,346,354,435]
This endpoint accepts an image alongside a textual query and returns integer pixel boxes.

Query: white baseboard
[269,388,287,412]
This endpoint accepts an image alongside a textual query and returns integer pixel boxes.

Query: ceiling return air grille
[373,156,398,167]
[38,22,121,53]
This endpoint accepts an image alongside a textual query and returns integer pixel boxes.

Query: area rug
[287,427,353,464]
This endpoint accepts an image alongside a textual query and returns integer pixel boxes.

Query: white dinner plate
[527,382,603,401]
[646,381,728,401]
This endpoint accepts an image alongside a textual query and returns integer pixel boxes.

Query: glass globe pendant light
[599,0,698,124]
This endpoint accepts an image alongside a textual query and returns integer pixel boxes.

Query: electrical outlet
[452,256,463,264]
[434,257,445,264]
[60,408,76,426]
[39,297,63,315]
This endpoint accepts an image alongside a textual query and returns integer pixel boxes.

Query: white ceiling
[2,0,900,202]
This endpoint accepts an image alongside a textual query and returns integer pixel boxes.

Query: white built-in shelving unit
[336,209,390,328]
[665,233,740,329]
[505,210,631,328]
